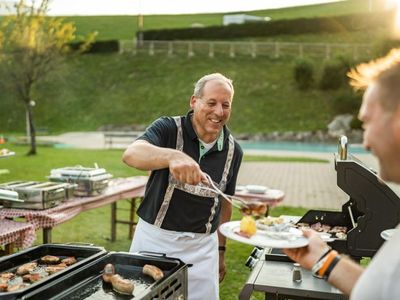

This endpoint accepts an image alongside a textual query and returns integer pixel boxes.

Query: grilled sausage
[110,274,134,295]
[142,264,164,281]
[16,262,37,275]
[102,264,115,283]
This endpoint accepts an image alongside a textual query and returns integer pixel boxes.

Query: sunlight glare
[393,0,400,38]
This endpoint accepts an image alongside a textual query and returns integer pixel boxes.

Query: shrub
[330,90,362,115]
[293,58,314,90]
[319,58,352,90]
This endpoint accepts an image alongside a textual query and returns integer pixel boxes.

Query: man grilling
[122,73,243,300]
[284,48,400,299]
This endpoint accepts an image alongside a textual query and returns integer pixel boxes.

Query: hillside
[1,53,351,134]
[0,0,391,135]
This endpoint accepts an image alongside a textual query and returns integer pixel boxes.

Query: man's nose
[214,104,224,116]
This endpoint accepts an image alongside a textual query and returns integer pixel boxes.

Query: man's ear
[190,95,197,109]
[393,106,400,141]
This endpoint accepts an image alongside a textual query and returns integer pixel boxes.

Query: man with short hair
[123,73,243,300]
[284,49,400,299]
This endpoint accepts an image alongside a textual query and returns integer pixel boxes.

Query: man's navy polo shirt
[136,111,243,233]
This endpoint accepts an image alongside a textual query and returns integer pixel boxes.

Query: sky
[45,0,342,16]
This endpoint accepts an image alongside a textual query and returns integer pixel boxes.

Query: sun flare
[393,0,400,38]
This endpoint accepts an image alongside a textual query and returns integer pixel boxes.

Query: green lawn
[0,145,310,299]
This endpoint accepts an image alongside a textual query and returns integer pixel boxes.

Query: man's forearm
[218,199,232,247]
[122,140,178,171]
[327,256,364,295]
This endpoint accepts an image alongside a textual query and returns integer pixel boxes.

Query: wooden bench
[103,131,144,149]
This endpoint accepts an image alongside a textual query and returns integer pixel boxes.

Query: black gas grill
[240,137,400,299]
[298,152,400,259]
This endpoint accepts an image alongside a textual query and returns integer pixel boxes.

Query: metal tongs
[203,173,249,209]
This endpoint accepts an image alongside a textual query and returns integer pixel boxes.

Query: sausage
[142,264,164,281]
[110,274,134,295]
[102,263,115,283]
[16,262,37,275]
[102,264,134,295]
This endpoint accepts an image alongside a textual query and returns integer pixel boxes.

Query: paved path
[37,132,400,210]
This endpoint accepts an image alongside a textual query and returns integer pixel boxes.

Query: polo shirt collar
[185,110,230,151]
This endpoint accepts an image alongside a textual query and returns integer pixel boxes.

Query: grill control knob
[250,247,263,259]
[245,256,258,270]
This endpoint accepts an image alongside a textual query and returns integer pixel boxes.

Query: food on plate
[295,222,347,239]
[39,255,61,264]
[16,262,38,275]
[143,264,164,281]
[238,216,257,238]
[240,201,268,217]
[102,264,115,282]
[0,149,11,156]
[258,216,284,227]
[110,274,135,295]
[61,256,77,266]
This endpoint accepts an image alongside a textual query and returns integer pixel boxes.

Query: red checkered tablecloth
[0,176,147,230]
[0,219,35,248]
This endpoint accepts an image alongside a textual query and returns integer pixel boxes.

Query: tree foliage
[0,0,96,155]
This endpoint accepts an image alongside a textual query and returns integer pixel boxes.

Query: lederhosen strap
[154,116,235,233]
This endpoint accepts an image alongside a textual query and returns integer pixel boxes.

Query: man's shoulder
[151,116,179,130]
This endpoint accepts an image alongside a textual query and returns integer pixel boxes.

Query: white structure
[223,14,271,26]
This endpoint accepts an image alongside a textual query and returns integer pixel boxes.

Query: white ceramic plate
[246,185,268,194]
[381,229,398,241]
[219,221,309,249]
[235,185,246,192]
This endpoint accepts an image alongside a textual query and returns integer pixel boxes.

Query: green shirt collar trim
[198,130,224,161]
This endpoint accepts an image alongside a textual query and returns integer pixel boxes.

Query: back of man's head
[348,49,400,111]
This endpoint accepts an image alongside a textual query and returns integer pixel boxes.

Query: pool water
[238,141,368,154]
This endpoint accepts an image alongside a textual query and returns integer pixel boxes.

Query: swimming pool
[238,141,368,154]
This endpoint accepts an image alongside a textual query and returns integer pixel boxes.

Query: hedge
[139,12,393,41]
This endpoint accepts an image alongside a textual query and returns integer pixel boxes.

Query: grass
[0,145,312,299]
[1,53,342,134]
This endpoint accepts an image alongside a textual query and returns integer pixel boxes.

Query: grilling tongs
[203,173,249,209]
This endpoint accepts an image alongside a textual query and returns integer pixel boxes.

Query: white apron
[130,218,219,300]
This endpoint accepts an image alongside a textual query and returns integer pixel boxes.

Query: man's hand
[283,229,330,270]
[169,151,206,185]
[219,252,226,282]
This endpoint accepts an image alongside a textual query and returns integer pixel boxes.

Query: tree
[0,0,95,155]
